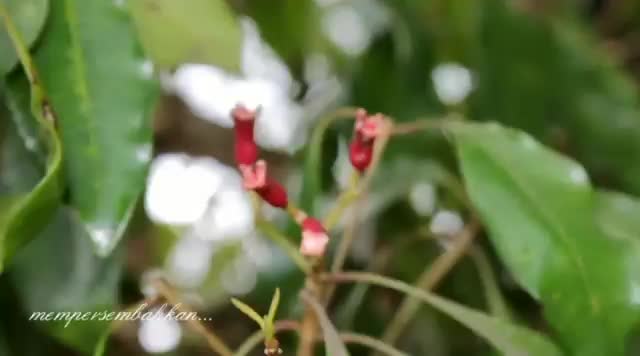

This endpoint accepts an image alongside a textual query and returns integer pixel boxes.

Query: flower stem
[256,220,311,274]
[152,278,233,356]
[340,332,409,356]
[376,219,480,353]
[470,247,512,320]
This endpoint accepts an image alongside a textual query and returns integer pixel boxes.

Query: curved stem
[300,107,359,213]
[470,247,512,320]
[323,172,360,231]
[390,115,460,136]
[340,332,409,356]
[324,122,392,305]
[256,220,311,275]
[376,220,480,353]
[153,279,233,356]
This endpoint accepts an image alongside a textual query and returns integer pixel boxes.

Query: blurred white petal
[167,233,216,288]
[164,17,307,153]
[194,187,254,241]
[144,154,233,225]
[242,233,273,270]
[138,313,182,353]
[322,5,371,57]
[220,255,257,295]
[241,18,293,92]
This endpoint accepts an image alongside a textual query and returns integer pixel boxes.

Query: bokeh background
[2,0,640,355]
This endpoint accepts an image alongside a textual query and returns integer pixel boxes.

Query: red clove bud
[349,140,373,173]
[348,109,385,172]
[232,104,259,166]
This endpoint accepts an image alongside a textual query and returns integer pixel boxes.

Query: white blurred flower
[431,62,473,105]
[242,233,273,270]
[165,19,306,152]
[193,188,254,241]
[409,182,437,217]
[430,210,464,237]
[167,234,216,289]
[144,154,238,225]
[220,255,257,295]
[138,313,182,353]
[322,5,370,57]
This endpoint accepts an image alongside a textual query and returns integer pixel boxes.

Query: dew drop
[569,166,588,184]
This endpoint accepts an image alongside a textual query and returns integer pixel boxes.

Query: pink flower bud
[349,108,386,172]
[300,217,329,257]
[232,104,259,166]
[239,160,289,208]
[239,160,267,190]
[356,113,385,141]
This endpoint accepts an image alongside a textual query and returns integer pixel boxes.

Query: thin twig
[376,219,480,352]
[322,172,360,231]
[300,107,360,212]
[390,116,460,136]
[152,279,233,356]
[469,247,512,320]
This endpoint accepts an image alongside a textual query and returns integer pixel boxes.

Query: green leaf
[331,272,563,356]
[129,0,242,72]
[92,327,110,356]
[267,287,280,324]
[0,76,62,271]
[33,0,159,255]
[0,0,48,75]
[0,3,62,271]
[452,122,640,355]
[9,207,123,354]
[302,291,350,356]
[231,298,265,329]
[594,190,640,242]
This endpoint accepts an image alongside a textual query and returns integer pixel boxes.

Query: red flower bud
[239,160,289,208]
[256,178,289,208]
[232,104,259,166]
[349,109,386,172]
[349,140,373,172]
[300,217,329,257]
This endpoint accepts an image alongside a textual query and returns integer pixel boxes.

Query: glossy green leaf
[9,207,123,354]
[0,0,48,75]
[452,122,640,355]
[594,191,640,242]
[302,291,350,356]
[0,4,62,272]
[33,0,159,255]
[0,77,62,272]
[129,0,242,72]
[466,0,640,194]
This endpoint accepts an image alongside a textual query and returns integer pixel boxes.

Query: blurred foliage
[1,0,640,355]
